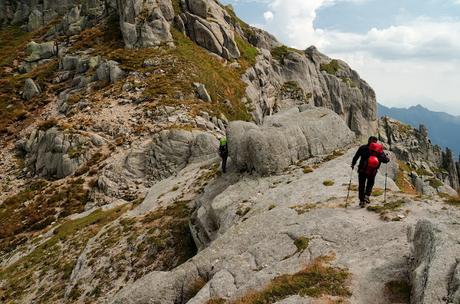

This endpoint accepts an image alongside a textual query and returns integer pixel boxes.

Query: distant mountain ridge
[378,103,460,156]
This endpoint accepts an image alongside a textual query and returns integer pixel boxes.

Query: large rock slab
[409,219,460,304]
[228,107,356,175]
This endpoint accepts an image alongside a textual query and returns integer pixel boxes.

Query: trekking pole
[345,167,353,208]
[384,163,388,203]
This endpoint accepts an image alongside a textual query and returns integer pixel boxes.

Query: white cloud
[263,10,274,22]
[253,0,460,114]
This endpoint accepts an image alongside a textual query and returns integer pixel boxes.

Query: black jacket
[219,144,228,158]
[352,144,389,174]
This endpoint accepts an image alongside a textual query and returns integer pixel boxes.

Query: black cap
[368,136,378,143]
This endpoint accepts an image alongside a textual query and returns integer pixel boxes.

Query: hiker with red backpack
[351,136,389,208]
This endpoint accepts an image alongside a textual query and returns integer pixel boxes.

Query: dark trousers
[358,173,375,202]
[221,155,228,173]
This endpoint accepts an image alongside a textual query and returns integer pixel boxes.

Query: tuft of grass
[372,188,384,197]
[37,118,59,131]
[294,237,310,253]
[323,150,345,162]
[320,59,340,75]
[234,35,258,67]
[340,77,357,88]
[384,280,411,303]
[367,200,406,221]
[323,180,335,187]
[236,206,251,217]
[427,178,443,189]
[268,204,276,210]
[442,194,460,207]
[290,203,316,215]
[232,256,351,304]
[303,166,313,174]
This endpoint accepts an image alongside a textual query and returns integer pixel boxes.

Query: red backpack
[365,142,383,176]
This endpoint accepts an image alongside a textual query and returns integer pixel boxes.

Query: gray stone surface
[409,219,460,304]
[22,78,41,100]
[228,107,356,175]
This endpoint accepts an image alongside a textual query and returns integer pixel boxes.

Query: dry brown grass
[229,256,351,304]
[395,161,416,195]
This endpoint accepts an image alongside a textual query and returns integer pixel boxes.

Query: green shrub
[271,46,290,64]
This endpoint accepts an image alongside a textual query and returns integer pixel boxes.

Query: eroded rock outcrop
[243,47,378,139]
[124,128,218,181]
[176,0,240,59]
[379,117,460,190]
[16,126,99,179]
[228,106,356,175]
[117,0,175,48]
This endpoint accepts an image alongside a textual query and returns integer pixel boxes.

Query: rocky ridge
[0,0,459,304]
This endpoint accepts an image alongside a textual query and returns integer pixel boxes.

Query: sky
[221,0,460,115]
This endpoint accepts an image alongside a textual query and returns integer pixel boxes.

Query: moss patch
[323,180,335,187]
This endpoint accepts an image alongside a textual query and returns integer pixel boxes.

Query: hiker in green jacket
[218,136,228,173]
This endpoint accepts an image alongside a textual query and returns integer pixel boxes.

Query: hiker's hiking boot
[364,195,371,204]
[359,201,365,208]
